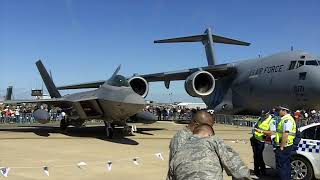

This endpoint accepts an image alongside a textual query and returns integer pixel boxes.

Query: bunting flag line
[0,151,168,176]
[106,161,112,171]
[43,166,49,176]
[132,157,139,165]
[155,153,164,161]
[0,167,10,177]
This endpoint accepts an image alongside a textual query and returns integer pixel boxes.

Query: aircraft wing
[56,63,236,90]
[1,98,71,107]
[57,80,106,90]
[140,63,235,82]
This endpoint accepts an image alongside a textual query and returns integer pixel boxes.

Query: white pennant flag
[132,157,139,165]
[106,161,112,171]
[43,166,49,176]
[155,153,164,160]
[77,162,87,169]
[0,167,10,177]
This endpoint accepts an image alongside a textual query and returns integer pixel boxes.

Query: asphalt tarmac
[0,121,277,180]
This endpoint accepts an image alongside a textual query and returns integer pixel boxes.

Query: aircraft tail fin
[36,60,61,98]
[154,27,250,66]
[104,65,121,86]
[5,86,13,100]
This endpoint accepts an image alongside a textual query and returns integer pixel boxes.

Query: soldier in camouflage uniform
[168,124,251,180]
[168,111,215,162]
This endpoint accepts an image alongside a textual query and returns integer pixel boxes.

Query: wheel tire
[60,119,68,131]
[291,156,314,180]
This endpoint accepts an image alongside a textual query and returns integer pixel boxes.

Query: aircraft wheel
[60,118,68,131]
[123,126,133,135]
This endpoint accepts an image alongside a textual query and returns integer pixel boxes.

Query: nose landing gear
[104,121,114,138]
[104,121,137,138]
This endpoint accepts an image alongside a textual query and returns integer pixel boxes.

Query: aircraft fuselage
[203,51,320,114]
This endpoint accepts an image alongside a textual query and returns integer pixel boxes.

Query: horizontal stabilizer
[154,34,250,46]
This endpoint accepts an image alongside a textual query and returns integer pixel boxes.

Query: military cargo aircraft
[2,60,150,137]
[57,27,320,114]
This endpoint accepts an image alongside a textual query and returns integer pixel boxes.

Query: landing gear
[103,121,137,137]
[104,121,114,138]
[60,118,69,131]
[123,125,137,135]
[123,125,133,135]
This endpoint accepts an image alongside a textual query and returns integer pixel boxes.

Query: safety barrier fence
[0,112,316,128]
[214,114,259,127]
[0,113,62,124]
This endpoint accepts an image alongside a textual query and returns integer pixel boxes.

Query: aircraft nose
[306,70,320,107]
[122,92,146,105]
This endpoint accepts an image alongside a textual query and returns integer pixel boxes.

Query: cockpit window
[288,61,296,70]
[107,75,130,87]
[296,61,304,68]
[306,60,318,66]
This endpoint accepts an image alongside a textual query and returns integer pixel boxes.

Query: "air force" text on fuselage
[249,65,285,77]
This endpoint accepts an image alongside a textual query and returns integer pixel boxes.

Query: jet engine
[33,109,50,124]
[184,71,215,97]
[128,76,149,98]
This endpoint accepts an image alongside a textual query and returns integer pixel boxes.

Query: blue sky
[1,0,320,102]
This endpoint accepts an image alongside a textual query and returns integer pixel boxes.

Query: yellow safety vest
[254,115,273,142]
[275,114,296,146]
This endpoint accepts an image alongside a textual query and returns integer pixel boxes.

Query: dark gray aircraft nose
[304,68,320,109]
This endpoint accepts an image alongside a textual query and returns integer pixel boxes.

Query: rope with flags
[0,152,165,177]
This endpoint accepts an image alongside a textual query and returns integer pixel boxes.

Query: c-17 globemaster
[57,27,320,114]
[2,60,153,138]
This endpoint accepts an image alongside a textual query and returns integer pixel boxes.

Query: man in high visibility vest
[250,110,276,176]
[275,105,296,180]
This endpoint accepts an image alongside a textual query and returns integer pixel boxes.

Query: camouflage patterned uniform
[168,136,251,180]
[168,126,192,162]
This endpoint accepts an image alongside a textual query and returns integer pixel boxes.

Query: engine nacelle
[184,71,215,97]
[128,76,149,98]
[128,111,157,124]
[33,109,50,124]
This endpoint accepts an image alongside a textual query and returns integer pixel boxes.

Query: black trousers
[250,137,266,174]
[275,146,293,180]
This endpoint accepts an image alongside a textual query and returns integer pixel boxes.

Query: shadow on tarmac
[0,125,164,145]
[250,168,279,180]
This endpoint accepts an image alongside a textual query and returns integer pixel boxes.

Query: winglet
[36,60,61,98]
[154,27,250,66]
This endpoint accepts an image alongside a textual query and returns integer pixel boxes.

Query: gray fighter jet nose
[123,93,146,105]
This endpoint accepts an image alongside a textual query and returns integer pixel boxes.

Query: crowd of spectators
[143,105,206,121]
[0,104,64,124]
[293,109,320,127]
[2,102,320,126]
